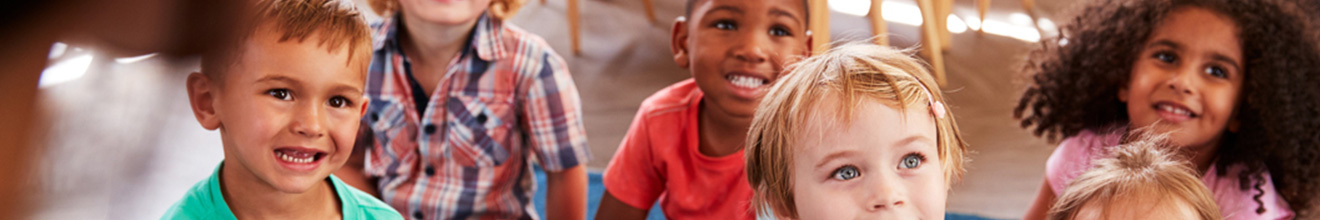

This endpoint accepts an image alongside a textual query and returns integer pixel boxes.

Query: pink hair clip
[921,87,946,119]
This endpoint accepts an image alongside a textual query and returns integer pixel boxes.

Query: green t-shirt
[162,162,402,220]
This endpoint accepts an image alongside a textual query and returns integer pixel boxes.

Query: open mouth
[727,74,769,89]
[1154,102,1198,119]
[274,147,326,164]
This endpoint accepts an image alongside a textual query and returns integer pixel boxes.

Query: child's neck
[1186,142,1219,174]
[219,162,341,220]
[697,101,752,157]
[398,11,480,71]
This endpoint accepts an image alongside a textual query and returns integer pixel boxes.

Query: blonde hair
[1048,132,1222,220]
[367,0,524,20]
[745,42,968,218]
[201,0,372,81]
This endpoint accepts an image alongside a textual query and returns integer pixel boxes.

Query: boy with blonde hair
[745,43,968,219]
[165,0,401,219]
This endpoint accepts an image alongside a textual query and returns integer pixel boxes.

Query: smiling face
[673,0,810,119]
[790,98,945,220]
[209,27,368,193]
[1121,6,1244,151]
[397,0,492,25]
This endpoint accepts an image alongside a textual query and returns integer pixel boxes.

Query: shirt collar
[373,12,507,62]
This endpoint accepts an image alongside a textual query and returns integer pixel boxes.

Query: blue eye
[831,165,860,180]
[899,153,925,169]
[267,89,292,101]
[714,20,737,30]
[1205,66,1228,79]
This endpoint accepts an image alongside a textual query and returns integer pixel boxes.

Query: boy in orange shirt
[595,0,811,218]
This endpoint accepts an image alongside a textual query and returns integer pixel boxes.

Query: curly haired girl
[1015,0,1320,219]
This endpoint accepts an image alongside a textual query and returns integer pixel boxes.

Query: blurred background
[12,0,1309,219]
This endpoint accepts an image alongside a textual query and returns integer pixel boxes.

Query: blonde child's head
[745,42,967,219]
[187,0,372,194]
[1048,132,1221,220]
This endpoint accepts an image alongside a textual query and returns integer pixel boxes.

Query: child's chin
[267,176,328,194]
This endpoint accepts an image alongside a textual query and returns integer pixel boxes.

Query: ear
[1228,117,1240,133]
[186,72,222,130]
[358,96,370,118]
[1118,86,1129,103]
[671,16,691,70]
[804,30,814,57]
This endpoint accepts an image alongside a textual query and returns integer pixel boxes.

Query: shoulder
[1045,129,1123,193]
[636,79,701,119]
[1204,166,1295,219]
[497,22,565,65]
[331,175,404,220]
[162,171,229,220]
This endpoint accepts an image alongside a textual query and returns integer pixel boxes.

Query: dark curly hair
[1014,0,1320,216]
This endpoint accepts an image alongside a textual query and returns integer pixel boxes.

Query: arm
[1022,178,1056,220]
[544,165,588,220]
[334,121,380,196]
[595,191,649,219]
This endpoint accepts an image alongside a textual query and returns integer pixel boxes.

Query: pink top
[1046,129,1294,219]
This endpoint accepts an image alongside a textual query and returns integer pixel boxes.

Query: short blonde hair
[1048,132,1222,220]
[745,42,968,218]
[201,0,372,81]
[367,0,524,20]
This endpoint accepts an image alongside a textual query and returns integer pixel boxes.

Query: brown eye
[714,20,737,30]
[328,96,351,108]
[266,89,292,101]
[1205,66,1229,79]
[1154,52,1178,64]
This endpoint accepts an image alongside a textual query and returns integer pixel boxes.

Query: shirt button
[424,165,435,176]
[475,113,487,124]
[412,211,423,219]
[370,112,379,121]
[423,124,437,134]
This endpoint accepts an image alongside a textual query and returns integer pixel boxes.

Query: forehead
[1073,196,1201,220]
[691,0,807,20]
[1147,7,1242,58]
[225,27,367,85]
[796,97,936,154]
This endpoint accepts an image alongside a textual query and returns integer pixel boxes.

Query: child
[1015,0,1320,219]
[333,0,591,219]
[166,0,402,219]
[1049,133,1221,220]
[744,43,968,219]
[594,0,811,218]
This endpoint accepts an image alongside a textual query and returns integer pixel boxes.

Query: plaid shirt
[362,13,590,220]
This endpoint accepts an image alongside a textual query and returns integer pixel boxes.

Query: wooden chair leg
[935,0,952,51]
[977,0,989,34]
[809,0,830,55]
[1022,0,1044,37]
[541,0,546,5]
[869,0,887,46]
[568,0,581,55]
[917,0,947,85]
[641,0,657,23]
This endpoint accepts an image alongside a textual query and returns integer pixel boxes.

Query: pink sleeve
[1207,166,1294,220]
[601,109,665,210]
[1045,132,1100,195]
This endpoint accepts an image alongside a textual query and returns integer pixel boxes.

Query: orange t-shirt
[602,79,754,219]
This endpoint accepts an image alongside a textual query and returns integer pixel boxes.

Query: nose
[290,102,326,138]
[865,172,908,212]
[1164,66,1198,95]
[732,32,769,64]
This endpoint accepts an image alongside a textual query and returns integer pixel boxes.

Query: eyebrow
[707,5,744,15]
[330,83,364,95]
[254,75,301,87]
[1147,40,1182,50]
[768,8,802,24]
[810,135,932,169]
[814,149,861,169]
